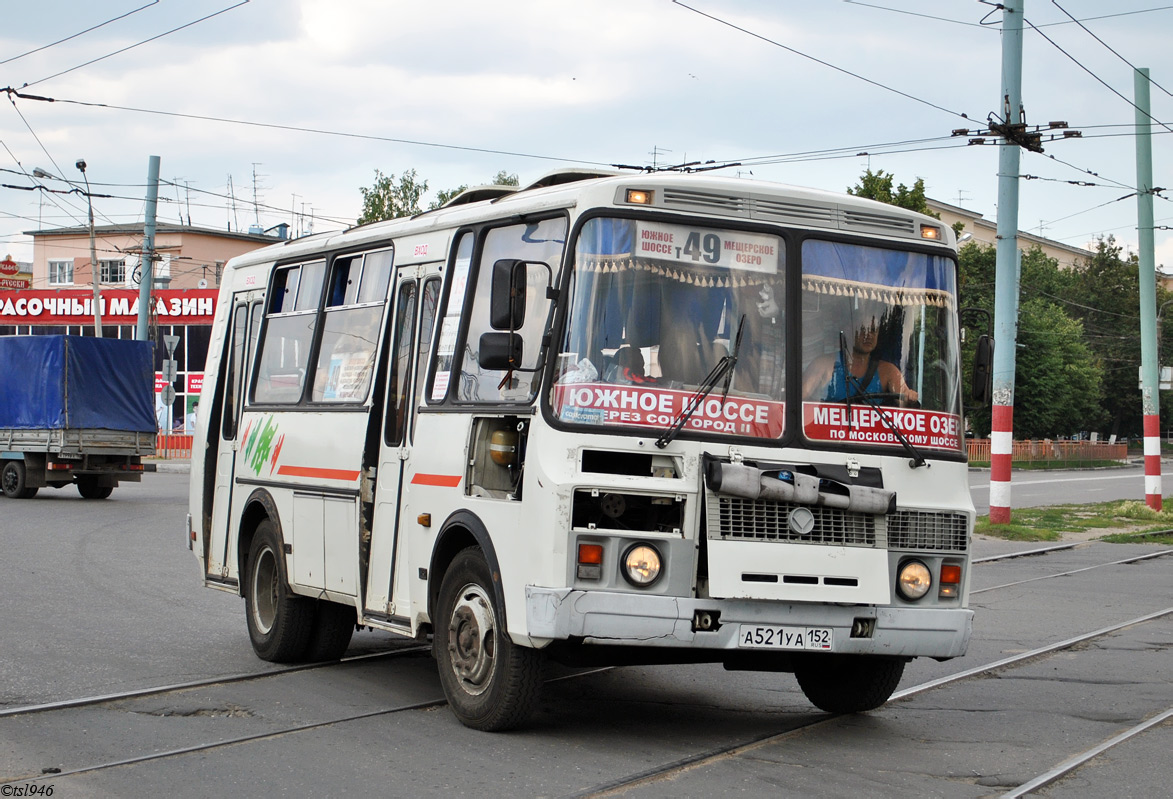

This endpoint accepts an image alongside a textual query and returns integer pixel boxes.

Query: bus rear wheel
[434,547,543,731]
[245,520,313,662]
[794,654,905,714]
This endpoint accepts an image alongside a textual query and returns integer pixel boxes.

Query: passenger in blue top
[802,310,919,406]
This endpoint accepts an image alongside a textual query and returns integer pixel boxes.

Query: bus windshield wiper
[838,342,927,469]
[656,315,746,449]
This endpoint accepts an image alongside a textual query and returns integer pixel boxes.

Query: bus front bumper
[525,587,972,659]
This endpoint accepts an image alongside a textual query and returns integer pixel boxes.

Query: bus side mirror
[478,332,523,370]
[972,334,994,405]
[490,259,527,330]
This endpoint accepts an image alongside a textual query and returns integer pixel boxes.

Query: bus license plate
[738,624,833,650]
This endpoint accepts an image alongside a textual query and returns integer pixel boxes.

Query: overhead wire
[1023,16,1173,137]
[19,2,251,89]
[1051,0,1173,98]
[670,0,976,122]
[0,2,160,66]
[1,88,615,167]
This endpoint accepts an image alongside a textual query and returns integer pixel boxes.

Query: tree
[429,170,521,210]
[360,169,523,218]
[357,169,428,225]
[957,242,1106,438]
[848,169,939,219]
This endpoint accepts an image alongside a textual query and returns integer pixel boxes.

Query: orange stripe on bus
[411,473,462,487]
[276,465,361,481]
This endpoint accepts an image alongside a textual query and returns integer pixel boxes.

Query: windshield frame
[543,209,790,446]
[542,210,967,462]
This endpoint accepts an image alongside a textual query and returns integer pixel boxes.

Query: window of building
[49,260,74,285]
[100,259,126,284]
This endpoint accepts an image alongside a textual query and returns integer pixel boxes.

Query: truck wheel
[434,547,543,731]
[794,654,905,714]
[305,600,355,662]
[77,478,114,500]
[2,461,37,499]
[245,520,313,662]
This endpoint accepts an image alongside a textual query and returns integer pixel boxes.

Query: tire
[2,461,37,499]
[245,520,314,662]
[434,547,543,731]
[77,477,114,500]
[794,655,905,714]
[305,600,355,662]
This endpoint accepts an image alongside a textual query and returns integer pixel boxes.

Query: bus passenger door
[365,272,439,621]
[206,299,261,583]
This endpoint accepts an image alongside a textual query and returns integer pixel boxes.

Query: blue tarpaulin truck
[0,336,156,499]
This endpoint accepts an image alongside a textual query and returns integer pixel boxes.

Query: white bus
[188,169,980,730]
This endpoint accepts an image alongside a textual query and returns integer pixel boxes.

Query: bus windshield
[553,216,787,440]
[799,239,963,453]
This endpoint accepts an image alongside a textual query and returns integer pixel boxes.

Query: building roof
[24,222,282,244]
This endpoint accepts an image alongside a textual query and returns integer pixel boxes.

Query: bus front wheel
[794,654,905,714]
[245,520,313,662]
[434,547,543,731]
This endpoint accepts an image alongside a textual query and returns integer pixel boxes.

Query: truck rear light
[47,462,74,471]
[120,463,145,471]
[939,564,962,598]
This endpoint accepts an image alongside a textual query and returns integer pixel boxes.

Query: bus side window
[253,261,325,404]
[311,248,393,403]
[221,305,248,439]
[411,278,441,439]
[384,281,419,445]
[454,217,566,403]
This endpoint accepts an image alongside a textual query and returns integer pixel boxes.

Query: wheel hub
[251,547,278,635]
[447,584,496,695]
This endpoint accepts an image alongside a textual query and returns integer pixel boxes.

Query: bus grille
[711,495,877,547]
[887,511,969,552]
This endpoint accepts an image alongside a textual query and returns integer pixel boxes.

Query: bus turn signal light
[577,543,604,580]
[939,564,962,598]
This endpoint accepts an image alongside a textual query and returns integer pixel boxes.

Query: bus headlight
[622,544,663,587]
[897,560,932,600]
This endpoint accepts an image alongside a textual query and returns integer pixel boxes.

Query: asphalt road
[1,472,1170,798]
[966,464,1161,515]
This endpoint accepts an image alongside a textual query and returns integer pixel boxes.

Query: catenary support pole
[1134,69,1161,510]
[137,155,161,342]
[989,0,1026,525]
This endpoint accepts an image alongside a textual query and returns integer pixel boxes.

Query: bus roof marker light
[625,189,653,205]
[920,225,941,240]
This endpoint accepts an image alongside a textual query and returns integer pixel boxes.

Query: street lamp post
[75,159,103,337]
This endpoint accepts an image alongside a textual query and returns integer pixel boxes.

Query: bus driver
[802,308,918,406]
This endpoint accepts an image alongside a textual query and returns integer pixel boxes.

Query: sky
[2,0,1173,280]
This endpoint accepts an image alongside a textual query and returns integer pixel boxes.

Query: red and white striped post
[1143,414,1162,510]
[989,404,1014,524]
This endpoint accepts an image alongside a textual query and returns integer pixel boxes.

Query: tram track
[5,542,1161,722]
[4,608,1168,792]
[567,606,1173,799]
[2,545,1169,791]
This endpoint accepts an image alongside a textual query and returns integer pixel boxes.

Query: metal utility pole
[1134,69,1162,510]
[137,156,161,342]
[76,159,103,337]
[988,0,1026,525]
